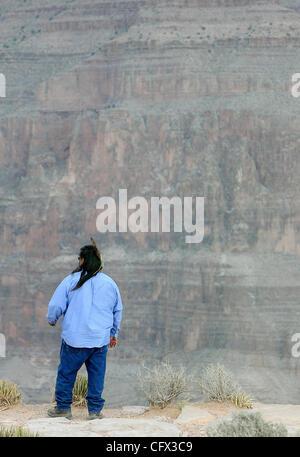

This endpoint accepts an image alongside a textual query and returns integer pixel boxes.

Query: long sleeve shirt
[46,270,123,348]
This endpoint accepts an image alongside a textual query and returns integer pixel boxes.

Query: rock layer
[0,0,299,403]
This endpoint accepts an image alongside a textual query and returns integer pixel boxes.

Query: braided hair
[71,237,104,291]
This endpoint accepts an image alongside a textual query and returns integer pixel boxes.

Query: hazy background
[0,0,300,407]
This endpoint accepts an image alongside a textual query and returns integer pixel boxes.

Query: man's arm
[46,276,69,326]
[109,286,123,346]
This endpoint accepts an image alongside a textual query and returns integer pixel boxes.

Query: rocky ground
[1,400,300,437]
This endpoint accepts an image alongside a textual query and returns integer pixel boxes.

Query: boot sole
[47,411,72,420]
[87,414,104,420]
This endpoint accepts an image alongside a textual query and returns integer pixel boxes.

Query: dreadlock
[71,237,103,291]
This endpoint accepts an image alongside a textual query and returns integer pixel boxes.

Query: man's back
[46,271,123,348]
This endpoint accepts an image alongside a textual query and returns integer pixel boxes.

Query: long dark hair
[71,244,103,290]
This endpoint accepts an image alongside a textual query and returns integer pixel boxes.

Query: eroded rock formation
[0,0,299,402]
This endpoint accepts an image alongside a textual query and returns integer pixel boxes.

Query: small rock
[175,406,215,424]
[121,405,149,415]
[152,415,170,422]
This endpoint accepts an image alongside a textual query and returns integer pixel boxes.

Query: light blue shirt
[46,271,123,348]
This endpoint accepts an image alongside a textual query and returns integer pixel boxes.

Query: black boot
[47,407,72,419]
[87,412,104,420]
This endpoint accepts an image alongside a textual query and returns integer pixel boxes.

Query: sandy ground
[0,400,241,437]
[3,400,299,436]
[0,402,181,424]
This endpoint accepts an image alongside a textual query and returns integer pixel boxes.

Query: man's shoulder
[63,271,81,289]
[98,272,119,289]
[65,271,81,281]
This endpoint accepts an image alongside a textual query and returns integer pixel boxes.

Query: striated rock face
[0,0,300,403]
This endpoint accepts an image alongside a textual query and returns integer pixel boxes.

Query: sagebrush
[137,360,193,409]
[198,363,239,401]
[198,363,253,408]
[206,411,288,437]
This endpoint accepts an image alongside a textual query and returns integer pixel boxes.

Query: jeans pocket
[97,344,108,354]
[102,344,108,353]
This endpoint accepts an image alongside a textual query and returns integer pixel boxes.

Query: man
[46,238,123,420]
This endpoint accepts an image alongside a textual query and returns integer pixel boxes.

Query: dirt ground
[0,402,181,424]
[0,400,241,437]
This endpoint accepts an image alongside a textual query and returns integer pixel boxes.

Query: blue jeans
[55,339,108,414]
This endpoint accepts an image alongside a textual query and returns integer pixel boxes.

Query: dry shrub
[198,363,253,408]
[206,411,287,437]
[137,360,193,409]
[198,363,239,401]
[0,380,22,409]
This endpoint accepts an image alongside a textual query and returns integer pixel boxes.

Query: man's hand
[109,337,118,348]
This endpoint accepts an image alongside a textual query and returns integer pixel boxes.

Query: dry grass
[230,391,253,409]
[0,424,40,437]
[0,380,22,409]
[72,374,88,407]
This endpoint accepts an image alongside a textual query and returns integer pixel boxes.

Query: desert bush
[137,360,193,409]
[198,363,253,408]
[198,363,239,401]
[0,380,22,408]
[0,425,40,437]
[206,411,288,437]
[52,374,88,407]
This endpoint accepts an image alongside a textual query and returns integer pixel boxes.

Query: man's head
[72,239,103,290]
[77,244,102,271]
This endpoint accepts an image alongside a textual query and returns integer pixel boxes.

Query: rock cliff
[0,0,300,403]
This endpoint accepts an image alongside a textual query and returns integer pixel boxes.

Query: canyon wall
[0,0,300,402]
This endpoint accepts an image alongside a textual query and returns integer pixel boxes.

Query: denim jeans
[55,339,108,414]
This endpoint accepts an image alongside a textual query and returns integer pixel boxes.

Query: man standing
[46,238,123,420]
